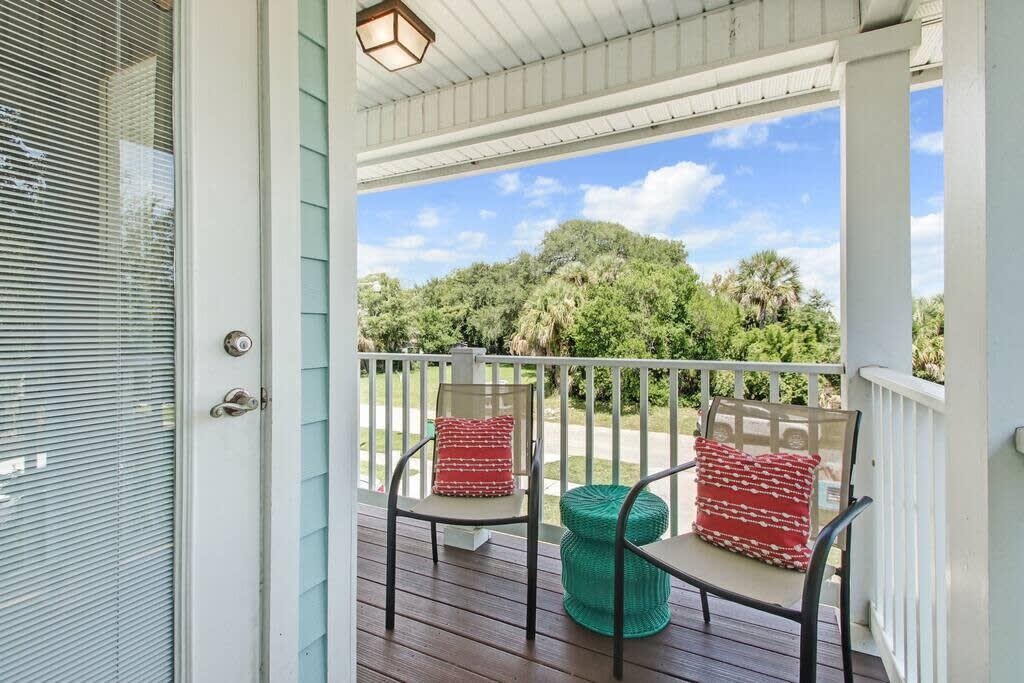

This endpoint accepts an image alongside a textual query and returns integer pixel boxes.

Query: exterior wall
[297,0,330,678]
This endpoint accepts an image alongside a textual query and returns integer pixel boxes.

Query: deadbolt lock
[224,330,254,357]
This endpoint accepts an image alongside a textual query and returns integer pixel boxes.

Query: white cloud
[415,207,441,229]
[386,234,426,249]
[691,259,737,282]
[911,211,944,296]
[457,230,487,250]
[512,218,559,247]
[677,211,782,251]
[735,165,754,176]
[581,161,724,233]
[774,142,801,153]
[710,123,771,149]
[778,243,842,306]
[525,176,565,197]
[912,131,944,155]
[478,209,497,220]
[800,192,811,205]
[496,172,522,194]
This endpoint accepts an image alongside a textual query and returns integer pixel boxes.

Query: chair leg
[385,505,398,630]
[430,522,439,565]
[526,512,538,640]
[613,538,625,679]
[700,589,711,624]
[799,604,819,683]
[840,566,854,683]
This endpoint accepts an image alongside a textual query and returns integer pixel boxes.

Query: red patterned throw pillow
[693,437,821,571]
[432,415,516,497]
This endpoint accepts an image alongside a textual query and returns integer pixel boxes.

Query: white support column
[944,4,1024,680]
[445,345,491,551]
[836,22,919,630]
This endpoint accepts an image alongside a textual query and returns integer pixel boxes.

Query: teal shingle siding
[298,0,329,679]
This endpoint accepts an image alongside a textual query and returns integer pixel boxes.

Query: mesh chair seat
[410,490,527,522]
[643,533,834,608]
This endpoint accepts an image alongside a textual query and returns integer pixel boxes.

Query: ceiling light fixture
[356,0,435,72]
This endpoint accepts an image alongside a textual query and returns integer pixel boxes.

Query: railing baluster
[933,412,948,683]
[669,368,679,537]
[872,382,884,626]
[585,365,595,486]
[640,367,649,480]
[893,395,906,669]
[419,359,428,499]
[883,387,895,633]
[560,364,569,495]
[903,398,918,683]
[401,359,411,496]
[733,369,744,399]
[367,359,377,492]
[439,360,446,385]
[612,366,621,485]
[491,360,499,384]
[769,371,781,451]
[536,363,545,523]
[384,359,393,492]
[916,405,935,683]
[807,372,820,408]
[733,370,745,451]
[699,369,710,432]
[513,362,521,385]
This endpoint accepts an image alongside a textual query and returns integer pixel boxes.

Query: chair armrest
[387,436,434,509]
[801,496,873,610]
[615,460,696,547]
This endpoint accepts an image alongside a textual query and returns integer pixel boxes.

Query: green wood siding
[298,1,329,680]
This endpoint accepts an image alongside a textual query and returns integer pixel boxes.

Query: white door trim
[259,0,303,680]
[326,1,359,679]
[173,0,197,678]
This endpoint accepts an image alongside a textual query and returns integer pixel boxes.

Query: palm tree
[729,250,802,326]
[509,279,578,357]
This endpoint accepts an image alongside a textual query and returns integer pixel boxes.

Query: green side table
[559,484,671,637]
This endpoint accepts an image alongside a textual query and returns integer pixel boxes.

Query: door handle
[210,388,260,418]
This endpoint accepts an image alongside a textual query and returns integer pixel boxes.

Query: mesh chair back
[703,397,860,544]
[434,383,535,478]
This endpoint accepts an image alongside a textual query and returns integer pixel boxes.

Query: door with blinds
[0,1,264,680]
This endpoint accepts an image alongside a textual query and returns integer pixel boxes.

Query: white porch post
[944,3,1024,680]
[835,22,919,628]
[445,345,492,550]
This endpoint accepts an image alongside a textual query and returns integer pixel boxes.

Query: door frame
[173,0,358,680]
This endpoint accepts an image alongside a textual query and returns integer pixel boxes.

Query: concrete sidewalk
[360,403,699,470]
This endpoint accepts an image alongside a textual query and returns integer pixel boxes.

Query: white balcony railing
[358,350,843,540]
[861,366,947,683]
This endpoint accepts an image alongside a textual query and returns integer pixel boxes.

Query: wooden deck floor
[355,504,888,683]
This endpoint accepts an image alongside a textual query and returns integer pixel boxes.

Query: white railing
[861,366,947,683]
[358,349,843,539]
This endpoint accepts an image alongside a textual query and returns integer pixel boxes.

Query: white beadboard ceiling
[355,0,744,109]
[355,0,942,190]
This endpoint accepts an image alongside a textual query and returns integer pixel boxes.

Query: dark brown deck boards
[356,504,888,683]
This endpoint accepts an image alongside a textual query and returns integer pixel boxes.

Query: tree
[358,273,411,352]
[729,250,802,326]
[912,295,945,382]
[510,279,579,357]
[536,220,687,274]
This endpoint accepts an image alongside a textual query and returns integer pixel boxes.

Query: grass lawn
[543,455,642,486]
[361,364,699,435]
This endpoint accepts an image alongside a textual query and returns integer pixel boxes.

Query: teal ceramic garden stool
[559,484,670,637]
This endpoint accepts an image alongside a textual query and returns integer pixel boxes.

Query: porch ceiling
[355,0,943,191]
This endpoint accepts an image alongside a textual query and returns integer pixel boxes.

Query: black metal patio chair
[385,383,543,638]
[613,396,871,682]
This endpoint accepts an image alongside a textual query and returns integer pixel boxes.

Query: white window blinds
[0,1,177,680]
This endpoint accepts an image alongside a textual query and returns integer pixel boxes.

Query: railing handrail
[357,350,844,375]
[357,352,455,362]
[860,365,945,414]
[479,354,842,374]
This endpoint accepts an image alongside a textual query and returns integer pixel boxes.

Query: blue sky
[358,86,944,306]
